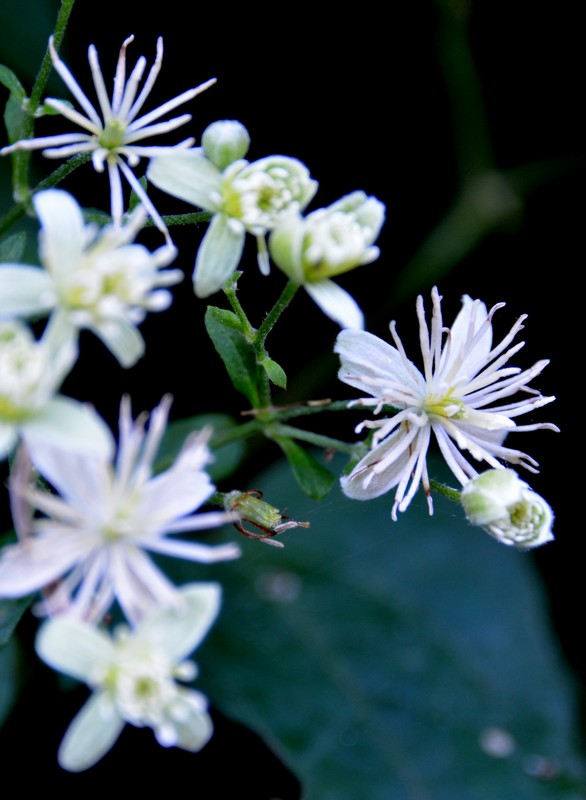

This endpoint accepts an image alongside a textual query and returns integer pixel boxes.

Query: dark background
[1,1,584,795]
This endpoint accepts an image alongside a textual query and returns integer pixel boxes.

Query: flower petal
[58,691,124,773]
[147,149,222,210]
[305,279,364,330]
[135,582,221,662]
[33,190,86,280]
[0,266,56,319]
[35,615,113,682]
[23,396,115,458]
[193,213,245,298]
[335,329,422,396]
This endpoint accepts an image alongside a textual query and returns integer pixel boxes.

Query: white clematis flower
[36,582,222,772]
[336,287,559,519]
[0,35,215,240]
[0,318,113,461]
[0,395,240,623]
[147,122,318,297]
[0,188,182,367]
[269,191,386,329]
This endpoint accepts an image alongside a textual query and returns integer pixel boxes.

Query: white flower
[0,189,182,367]
[35,582,221,772]
[0,395,240,623]
[0,318,113,461]
[460,468,554,549]
[335,287,559,519]
[269,191,386,329]
[147,128,318,297]
[0,35,215,241]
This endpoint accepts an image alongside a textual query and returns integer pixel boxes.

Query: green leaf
[260,356,287,390]
[3,92,27,145]
[272,436,336,500]
[205,306,260,407]
[0,637,25,727]
[0,231,26,262]
[0,65,26,99]
[156,413,245,482]
[0,596,32,647]
[198,456,586,799]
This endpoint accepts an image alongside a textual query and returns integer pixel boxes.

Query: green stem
[255,280,299,351]
[429,479,461,504]
[269,423,357,455]
[223,275,256,339]
[12,0,77,203]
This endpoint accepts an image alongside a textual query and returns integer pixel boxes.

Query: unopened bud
[223,490,309,547]
[461,469,554,549]
[201,120,250,170]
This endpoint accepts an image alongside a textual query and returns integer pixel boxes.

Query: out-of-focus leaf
[197,456,586,800]
[0,230,26,261]
[0,595,32,646]
[0,637,24,727]
[272,436,336,500]
[156,413,245,482]
[0,65,26,99]
[205,306,259,407]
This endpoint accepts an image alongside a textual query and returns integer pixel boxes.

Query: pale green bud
[201,120,251,170]
[461,469,554,549]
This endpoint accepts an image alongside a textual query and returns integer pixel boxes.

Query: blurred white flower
[336,287,558,519]
[0,317,113,461]
[0,189,182,367]
[36,582,221,772]
[147,125,318,297]
[0,35,215,240]
[0,395,240,623]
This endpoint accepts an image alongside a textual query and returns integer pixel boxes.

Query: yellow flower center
[98,118,128,151]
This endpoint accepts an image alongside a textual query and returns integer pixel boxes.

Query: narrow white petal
[23,396,114,458]
[147,150,221,211]
[35,616,113,682]
[33,189,86,279]
[92,318,145,368]
[0,266,56,318]
[305,279,364,329]
[135,582,221,661]
[172,696,213,751]
[193,213,245,298]
[58,692,124,773]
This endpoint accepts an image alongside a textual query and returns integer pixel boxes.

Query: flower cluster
[0,23,560,779]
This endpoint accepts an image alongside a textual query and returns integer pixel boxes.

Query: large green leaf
[195,457,586,799]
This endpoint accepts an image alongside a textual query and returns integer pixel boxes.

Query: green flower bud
[201,120,251,170]
[223,490,309,547]
[461,469,554,549]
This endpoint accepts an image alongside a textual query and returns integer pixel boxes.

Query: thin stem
[223,275,256,340]
[429,479,461,504]
[255,280,299,352]
[10,0,77,204]
[269,423,357,455]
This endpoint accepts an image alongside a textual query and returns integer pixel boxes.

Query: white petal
[92,319,145,368]
[335,328,422,396]
[0,266,56,319]
[35,616,113,682]
[147,149,222,210]
[135,582,221,662]
[33,190,86,279]
[341,430,414,501]
[193,213,245,298]
[304,279,364,329]
[268,209,305,282]
[22,396,115,458]
[0,423,18,461]
[172,693,213,751]
[58,691,124,773]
